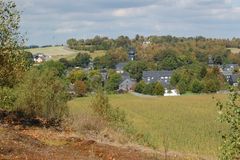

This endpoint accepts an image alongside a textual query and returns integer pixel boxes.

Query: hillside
[27,46,106,60]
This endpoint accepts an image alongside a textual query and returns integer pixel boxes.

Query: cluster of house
[114,52,240,96]
[114,48,179,96]
[208,56,240,86]
[33,53,51,63]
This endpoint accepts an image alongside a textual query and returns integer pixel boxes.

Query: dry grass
[68,93,227,158]
[27,46,106,60]
[228,48,240,54]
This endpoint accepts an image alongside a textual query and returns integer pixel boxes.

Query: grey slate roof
[229,74,240,84]
[115,62,127,71]
[142,70,173,87]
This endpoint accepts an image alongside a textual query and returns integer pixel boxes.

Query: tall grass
[68,93,227,157]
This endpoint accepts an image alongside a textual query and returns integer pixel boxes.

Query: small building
[142,70,173,88]
[115,62,127,74]
[128,47,136,61]
[222,70,233,82]
[33,53,50,63]
[118,72,136,92]
[222,64,239,72]
[229,74,240,86]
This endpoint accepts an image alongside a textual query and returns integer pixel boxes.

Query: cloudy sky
[14,0,240,45]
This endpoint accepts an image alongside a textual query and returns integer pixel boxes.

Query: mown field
[228,47,240,54]
[27,46,106,60]
[68,93,228,158]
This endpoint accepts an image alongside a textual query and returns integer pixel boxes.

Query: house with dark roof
[222,70,233,83]
[229,74,240,86]
[118,72,136,92]
[221,64,239,72]
[115,62,127,74]
[142,71,172,88]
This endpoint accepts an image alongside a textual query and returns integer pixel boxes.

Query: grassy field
[228,48,240,54]
[68,93,227,158]
[27,46,106,60]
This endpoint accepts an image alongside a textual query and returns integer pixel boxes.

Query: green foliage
[218,88,240,160]
[68,69,87,83]
[93,54,115,69]
[143,83,155,95]
[177,81,188,94]
[87,70,102,91]
[74,80,87,97]
[153,82,165,95]
[191,79,204,93]
[90,89,128,128]
[0,87,16,111]
[105,72,122,92]
[15,68,69,121]
[73,52,91,68]
[0,1,28,87]
[38,60,66,77]
[124,61,148,82]
[134,80,146,93]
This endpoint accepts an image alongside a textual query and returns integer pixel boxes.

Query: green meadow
[68,93,227,158]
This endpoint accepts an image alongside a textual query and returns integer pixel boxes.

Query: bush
[90,89,128,128]
[143,83,155,95]
[135,81,146,93]
[74,80,87,97]
[153,82,165,95]
[218,88,240,160]
[0,87,16,111]
[15,68,69,122]
[203,79,220,93]
[191,79,204,93]
[177,81,187,94]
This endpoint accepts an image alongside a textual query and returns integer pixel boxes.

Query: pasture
[27,46,106,60]
[68,93,228,158]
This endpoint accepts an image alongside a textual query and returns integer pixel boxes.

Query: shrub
[143,83,155,95]
[90,89,128,128]
[218,87,240,160]
[15,68,69,122]
[135,81,146,93]
[0,87,16,111]
[153,82,165,95]
[74,80,87,97]
[203,79,220,93]
[191,79,204,93]
[105,73,122,92]
[177,81,187,94]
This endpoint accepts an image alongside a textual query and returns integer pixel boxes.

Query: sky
[13,0,240,46]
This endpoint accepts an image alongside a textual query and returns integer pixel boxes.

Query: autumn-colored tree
[74,80,87,97]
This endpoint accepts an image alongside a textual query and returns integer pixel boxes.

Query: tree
[74,52,91,68]
[68,69,87,83]
[74,80,87,97]
[177,81,187,94]
[218,88,240,160]
[15,68,69,122]
[124,61,148,82]
[143,83,155,95]
[87,70,102,91]
[105,73,122,92]
[191,79,203,93]
[38,60,66,78]
[135,80,146,93]
[153,82,165,95]
[0,1,28,87]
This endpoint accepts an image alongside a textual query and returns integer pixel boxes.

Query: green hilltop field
[68,93,227,158]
